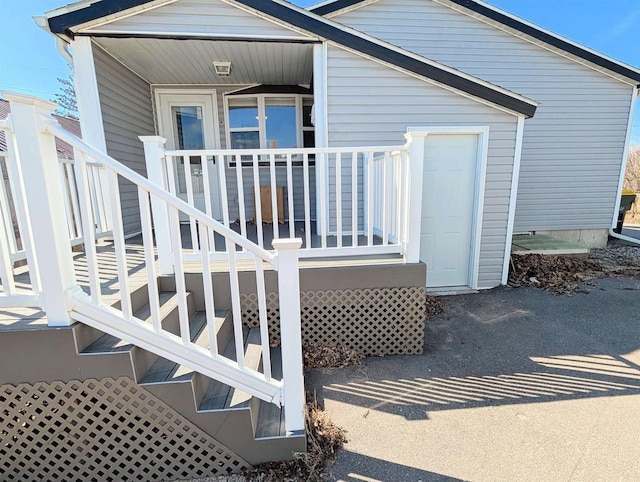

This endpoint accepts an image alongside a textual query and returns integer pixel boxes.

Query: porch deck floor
[0,229,403,329]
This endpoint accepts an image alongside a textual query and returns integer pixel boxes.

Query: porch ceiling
[93,38,314,85]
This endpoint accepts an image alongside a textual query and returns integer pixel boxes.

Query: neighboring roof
[309,0,640,85]
[0,99,81,159]
[46,0,538,117]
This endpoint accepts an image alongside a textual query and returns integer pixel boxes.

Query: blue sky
[1,0,638,143]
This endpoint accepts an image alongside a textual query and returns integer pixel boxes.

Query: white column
[273,238,305,433]
[71,37,112,229]
[140,136,174,275]
[313,43,329,237]
[3,92,78,326]
[403,131,427,264]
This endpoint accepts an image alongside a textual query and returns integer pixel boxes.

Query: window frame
[224,93,315,165]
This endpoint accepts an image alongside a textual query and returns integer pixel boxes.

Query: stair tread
[256,348,285,438]
[140,310,230,384]
[199,335,238,411]
[226,327,264,408]
[82,291,178,354]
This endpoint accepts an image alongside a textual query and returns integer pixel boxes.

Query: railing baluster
[227,241,245,370]
[252,154,264,248]
[286,153,295,239]
[168,204,191,345]
[255,259,271,381]
[91,166,108,234]
[0,204,16,294]
[59,162,76,240]
[235,154,247,247]
[395,152,404,245]
[86,163,102,235]
[336,152,342,248]
[367,151,374,246]
[382,151,391,246]
[0,155,18,255]
[269,153,279,240]
[218,154,230,229]
[319,153,327,249]
[73,150,101,305]
[107,170,132,320]
[303,153,312,250]
[199,222,218,357]
[165,155,177,196]
[66,162,83,240]
[352,151,358,247]
[183,155,199,252]
[201,154,213,219]
[138,186,162,333]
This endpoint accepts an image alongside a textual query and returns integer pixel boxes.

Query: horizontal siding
[334,0,634,232]
[85,0,312,39]
[94,44,155,235]
[327,46,519,288]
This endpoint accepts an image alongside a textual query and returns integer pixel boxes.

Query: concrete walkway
[309,277,640,482]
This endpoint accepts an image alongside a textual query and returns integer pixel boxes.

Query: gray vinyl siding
[327,45,519,288]
[94,44,155,235]
[333,0,635,232]
[85,0,312,40]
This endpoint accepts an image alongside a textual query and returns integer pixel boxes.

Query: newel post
[3,92,78,326]
[273,238,305,433]
[403,131,427,264]
[140,136,174,275]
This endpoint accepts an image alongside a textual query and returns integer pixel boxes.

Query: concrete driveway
[308,277,640,482]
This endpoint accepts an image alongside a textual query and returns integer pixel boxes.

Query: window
[225,93,314,154]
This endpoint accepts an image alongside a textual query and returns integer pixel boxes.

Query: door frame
[407,126,490,289]
[153,87,222,219]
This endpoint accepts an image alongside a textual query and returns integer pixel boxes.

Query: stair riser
[160,292,196,337]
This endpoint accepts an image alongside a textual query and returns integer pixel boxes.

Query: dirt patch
[509,240,640,294]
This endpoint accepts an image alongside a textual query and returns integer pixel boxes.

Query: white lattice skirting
[241,287,427,356]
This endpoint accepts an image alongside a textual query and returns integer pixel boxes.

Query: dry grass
[303,342,365,370]
[242,393,347,482]
[509,254,601,294]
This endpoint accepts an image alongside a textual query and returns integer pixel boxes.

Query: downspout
[33,16,74,67]
[610,86,640,245]
[56,37,74,67]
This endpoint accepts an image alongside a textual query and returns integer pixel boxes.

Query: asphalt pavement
[308,277,640,482]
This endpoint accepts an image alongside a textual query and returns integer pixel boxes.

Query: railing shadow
[324,451,466,482]
[308,279,640,421]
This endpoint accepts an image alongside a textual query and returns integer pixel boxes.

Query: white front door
[420,134,479,288]
[156,91,222,220]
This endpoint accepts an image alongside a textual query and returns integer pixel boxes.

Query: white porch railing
[148,144,410,262]
[1,93,305,432]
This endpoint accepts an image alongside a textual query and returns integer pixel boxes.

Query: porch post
[273,238,305,433]
[140,136,174,275]
[3,92,78,326]
[404,131,427,264]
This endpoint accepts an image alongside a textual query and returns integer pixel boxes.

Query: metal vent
[213,61,232,76]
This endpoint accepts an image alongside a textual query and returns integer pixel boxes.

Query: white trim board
[406,125,490,290]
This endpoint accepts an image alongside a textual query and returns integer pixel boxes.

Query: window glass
[303,130,315,148]
[231,131,260,150]
[229,99,259,128]
[171,106,204,149]
[265,97,296,149]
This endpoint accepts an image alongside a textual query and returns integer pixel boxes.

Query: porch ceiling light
[213,61,232,76]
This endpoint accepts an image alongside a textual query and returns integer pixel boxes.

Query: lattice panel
[242,287,427,355]
[0,377,249,482]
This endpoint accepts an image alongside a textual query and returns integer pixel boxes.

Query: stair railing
[3,92,305,432]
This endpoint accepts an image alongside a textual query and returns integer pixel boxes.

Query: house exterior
[40,0,639,290]
[0,1,638,479]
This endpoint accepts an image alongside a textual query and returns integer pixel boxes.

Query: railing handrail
[165,145,408,157]
[46,122,277,266]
